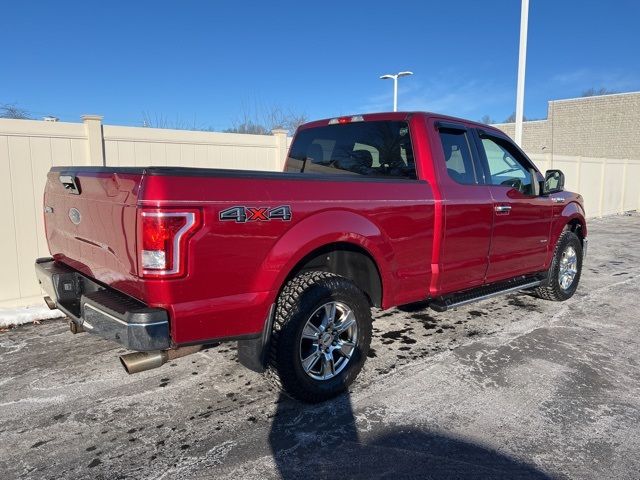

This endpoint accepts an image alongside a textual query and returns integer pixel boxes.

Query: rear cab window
[437,127,479,185]
[286,120,417,179]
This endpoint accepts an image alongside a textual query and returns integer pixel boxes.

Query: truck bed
[43,165,435,345]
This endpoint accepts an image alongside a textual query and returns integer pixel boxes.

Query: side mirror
[543,169,565,195]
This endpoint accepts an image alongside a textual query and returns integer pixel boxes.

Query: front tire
[532,230,583,301]
[267,271,372,403]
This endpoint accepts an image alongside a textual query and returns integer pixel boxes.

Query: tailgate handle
[59,174,81,195]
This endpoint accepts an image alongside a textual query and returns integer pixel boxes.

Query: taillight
[138,209,201,278]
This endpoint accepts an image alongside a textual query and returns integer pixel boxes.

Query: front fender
[546,200,586,267]
[252,209,395,306]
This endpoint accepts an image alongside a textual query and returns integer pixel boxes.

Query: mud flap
[237,303,275,373]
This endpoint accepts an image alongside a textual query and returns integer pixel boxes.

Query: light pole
[380,71,413,112]
[515,0,529,146]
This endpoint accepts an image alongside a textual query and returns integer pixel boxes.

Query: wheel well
[566,219,585,244]
[287,243,383,307]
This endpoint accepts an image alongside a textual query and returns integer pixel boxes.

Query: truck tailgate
[43,168,144,299]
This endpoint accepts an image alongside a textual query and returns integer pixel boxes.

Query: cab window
[438,129,478,185]
[285,121,417,179]
[480,135,535,195]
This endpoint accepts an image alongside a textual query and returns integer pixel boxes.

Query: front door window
[481,137,534,195]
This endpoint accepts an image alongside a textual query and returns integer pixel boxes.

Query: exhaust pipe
[120,351,167,374]
[44,296,57,310]
[119,345,203,374]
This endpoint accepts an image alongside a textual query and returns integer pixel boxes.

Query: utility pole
[515,0,529,146]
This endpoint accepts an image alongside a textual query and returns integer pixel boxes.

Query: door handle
[495,205,512,214]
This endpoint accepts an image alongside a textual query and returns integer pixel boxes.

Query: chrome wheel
[299,301,358,381]
[558,245,578,290]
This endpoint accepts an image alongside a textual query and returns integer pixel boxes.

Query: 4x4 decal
[219,205,292,223]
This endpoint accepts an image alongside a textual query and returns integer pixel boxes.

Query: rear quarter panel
[140,173,435,344]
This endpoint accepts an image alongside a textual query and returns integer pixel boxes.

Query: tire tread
[532,230,582,301]
[265,271,371,403]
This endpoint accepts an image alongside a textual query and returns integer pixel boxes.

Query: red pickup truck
[35,112,586,402]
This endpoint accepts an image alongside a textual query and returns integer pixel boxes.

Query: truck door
[473,130,552,283]
[433,122,493,295]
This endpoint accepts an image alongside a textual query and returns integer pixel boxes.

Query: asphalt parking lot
[1,213,639,479]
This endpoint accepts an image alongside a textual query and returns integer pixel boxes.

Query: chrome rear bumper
[35,258,170,351]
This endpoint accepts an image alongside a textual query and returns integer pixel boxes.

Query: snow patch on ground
[0,305,65,328]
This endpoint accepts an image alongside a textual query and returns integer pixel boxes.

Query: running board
[429,277,542,312]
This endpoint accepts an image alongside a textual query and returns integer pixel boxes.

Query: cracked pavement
[0,213,639,479]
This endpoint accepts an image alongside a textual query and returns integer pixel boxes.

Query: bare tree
[581,87,618,97]
[282,112,308,134]
[225,103,307,136]
[224,120,270,135]
[141,112,205,130]
[479,115,496,125]
[502,112,531,123]
[140,104,307,135]
[224,107,271,135]
[0,103,32,119]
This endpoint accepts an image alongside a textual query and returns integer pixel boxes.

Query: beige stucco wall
[493,91,640,158]
[492,120,551,154]
[549,92,640,158]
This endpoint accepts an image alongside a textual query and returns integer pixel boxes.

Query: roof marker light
[328,115,365,125]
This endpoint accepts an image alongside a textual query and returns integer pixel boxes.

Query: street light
[380,71,413,112]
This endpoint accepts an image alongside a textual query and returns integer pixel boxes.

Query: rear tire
[266,271,372,403]
[532,230,582,301]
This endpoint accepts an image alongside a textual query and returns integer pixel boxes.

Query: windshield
[285,121,417,179]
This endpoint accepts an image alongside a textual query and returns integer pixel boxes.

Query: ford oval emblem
[69,208,82,225]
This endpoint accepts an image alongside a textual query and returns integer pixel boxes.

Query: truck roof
[299,111,505,136]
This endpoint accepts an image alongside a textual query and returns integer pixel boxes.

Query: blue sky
[2,0,639,129]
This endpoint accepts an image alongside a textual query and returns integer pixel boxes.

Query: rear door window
[438,128,479,185]
[286,121,417,179]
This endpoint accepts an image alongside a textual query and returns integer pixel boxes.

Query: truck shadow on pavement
[268,392,551,480]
